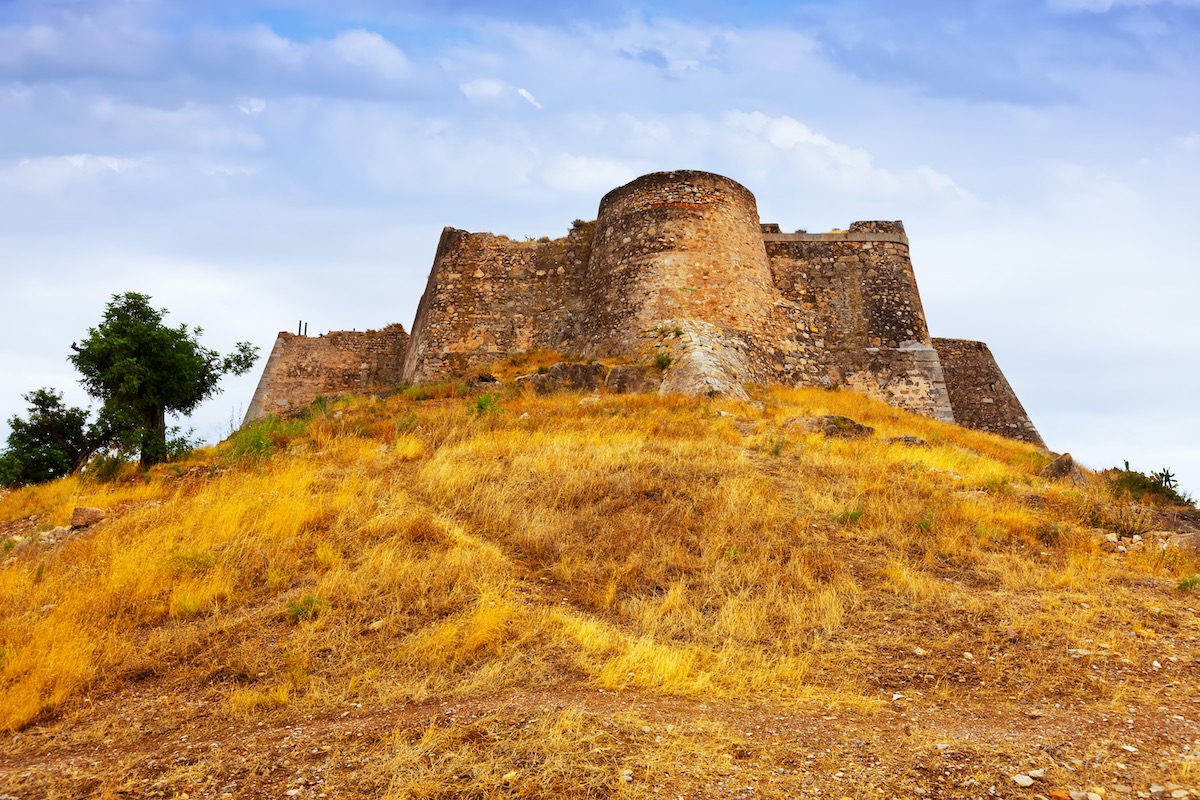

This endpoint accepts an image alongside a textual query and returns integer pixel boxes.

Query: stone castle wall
[400,223,593,384]
[581,171,777,358]
[243,326,409,424]
[244,170,1041,445]
[763,222,953,422]
[932,338,1044,446]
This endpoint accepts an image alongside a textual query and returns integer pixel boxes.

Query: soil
[2,657,1198,799]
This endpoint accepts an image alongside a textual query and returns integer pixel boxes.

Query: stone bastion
[244,170,1044,447]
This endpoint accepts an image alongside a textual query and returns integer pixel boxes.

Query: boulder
[514,373,559,395]
[70,506,106,528]
[605,365,662,394]
[515,362,607,395]
[462,372,499,389]
[553,362,607,390]
[1039,453,1087,486]
[1168,531,1200,551]
[784,415,875,439]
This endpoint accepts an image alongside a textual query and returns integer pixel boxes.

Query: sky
[1,0,1198,493]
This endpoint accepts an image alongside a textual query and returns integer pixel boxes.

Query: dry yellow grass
[1,381,1197,797]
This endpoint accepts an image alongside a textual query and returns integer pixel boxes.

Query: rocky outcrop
[784,415,875,439]
[70,506,105,528]
[1039,453,1087,486]
[605,365,663,394]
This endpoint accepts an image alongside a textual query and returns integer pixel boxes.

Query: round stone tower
[581,170,777,356]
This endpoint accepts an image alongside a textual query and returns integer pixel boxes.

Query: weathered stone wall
[763,223,954,422]
[582,171,777,361]
[932,338,1044,446]
[400,223,592,384]
[243,326,409,424]
[245,169,1038,445]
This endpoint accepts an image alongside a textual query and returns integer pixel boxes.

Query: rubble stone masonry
[244,171,1041,444]
[932,338,1044,446]
[243,326,408,425]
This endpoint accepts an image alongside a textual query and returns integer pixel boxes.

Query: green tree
[68,292,259,467]
[0,389,113,487]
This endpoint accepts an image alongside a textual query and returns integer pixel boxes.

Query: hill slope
[1,381,1198,799]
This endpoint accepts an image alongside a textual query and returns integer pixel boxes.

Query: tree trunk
[140,406,168,468]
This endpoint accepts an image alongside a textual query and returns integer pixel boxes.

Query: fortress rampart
[762,222,952,422]
[242,326,408,425]
[399,223,591,384]
[933,338,1044,446]
[244,170,1042,445]
[581,171,777,357]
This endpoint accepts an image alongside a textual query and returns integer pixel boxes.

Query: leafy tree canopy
[0,389,110,488]
[67,292,259,467]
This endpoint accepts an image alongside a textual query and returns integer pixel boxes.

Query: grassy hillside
[1,380,1197,798]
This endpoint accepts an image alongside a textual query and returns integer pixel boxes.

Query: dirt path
[3,676,1197,799]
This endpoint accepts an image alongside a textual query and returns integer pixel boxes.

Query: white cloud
[458,79,543,109]
[723,111,974,202]
[205,26,414,89]
[541,155,641,193]
[913,165,975,201]
[1047,0,1200,10]
[1040,160,1139,211]
[0,14,418,98]
[329,30,410,81]
[0,8,165,77]
[459,78,509,101]
[0,154,142,192]
[237,96,267,116]
[728,111,874,171]
[3,84,32,104]
[516,87,543,109]
[91,100,262,151]
[1176,132,1200,149]
[200,162,262,177]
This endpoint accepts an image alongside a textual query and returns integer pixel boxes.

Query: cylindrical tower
[581,170,777,355]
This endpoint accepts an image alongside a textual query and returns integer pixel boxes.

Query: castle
[244,170,1044,446]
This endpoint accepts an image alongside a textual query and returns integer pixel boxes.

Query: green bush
[1108,462,1194,507]
[85,452,134,484]
[467,393,502,417]
[225,416,304,461]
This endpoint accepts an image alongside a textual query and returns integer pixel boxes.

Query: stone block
[605,365,662,394]
[515,362,607,395]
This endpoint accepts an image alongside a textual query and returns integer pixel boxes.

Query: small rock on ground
[70,506,105,528]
